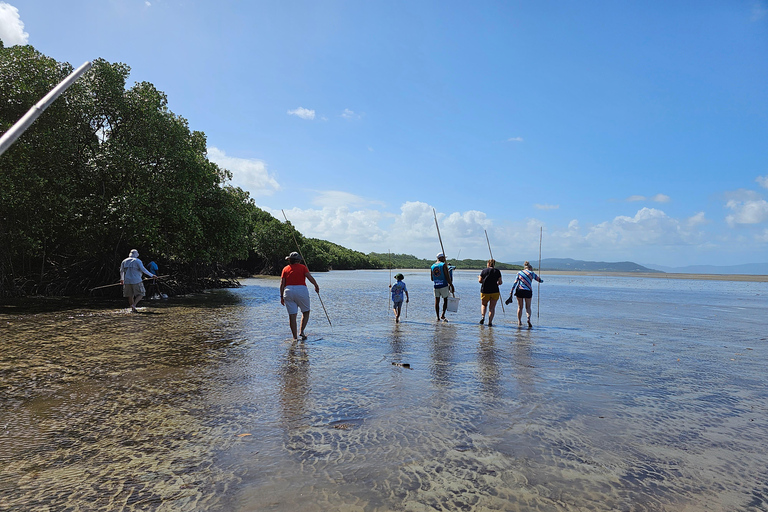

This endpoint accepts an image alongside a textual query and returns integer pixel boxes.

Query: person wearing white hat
[280,251,320,341]
[430,252,454,321]
[119,249,157,312]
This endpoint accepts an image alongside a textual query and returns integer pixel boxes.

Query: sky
[2,1,767,268]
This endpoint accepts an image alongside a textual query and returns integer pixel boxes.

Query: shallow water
[1,270,767,511]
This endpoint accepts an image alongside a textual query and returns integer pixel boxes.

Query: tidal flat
[1,270,767,511]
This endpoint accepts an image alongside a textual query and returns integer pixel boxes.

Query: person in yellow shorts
[478,259,502,326]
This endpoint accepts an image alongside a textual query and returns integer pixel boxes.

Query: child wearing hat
[389,273,409,322]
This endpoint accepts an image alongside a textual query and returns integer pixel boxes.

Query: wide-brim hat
[285,251,301,261]
[394,273,404,280]
[436,252,445,259]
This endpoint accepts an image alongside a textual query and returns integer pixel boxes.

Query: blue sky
[2,1,767,267]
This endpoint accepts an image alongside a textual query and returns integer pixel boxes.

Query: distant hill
[528,258,662,273]
[645,262,768,275]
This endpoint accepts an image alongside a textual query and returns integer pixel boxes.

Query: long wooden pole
[537,226,542,321]
[388,250,392,314]
[89,275,169,292]
[281,210,333,328]
[484,229,504,313]
[432,208,446,257]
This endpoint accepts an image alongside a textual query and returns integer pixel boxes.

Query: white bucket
[446,296,460,313]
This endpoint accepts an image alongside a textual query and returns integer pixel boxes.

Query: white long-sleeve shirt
[120,257,154,284]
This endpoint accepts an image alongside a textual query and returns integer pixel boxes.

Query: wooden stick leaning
[389,250,392,315]
[484,230,504,313]
[281,209,333,329]
[432,208,454,298]
[89,275,169,291]
[537,226,542,321]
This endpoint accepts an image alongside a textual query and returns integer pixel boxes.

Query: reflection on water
[2,270,768,511]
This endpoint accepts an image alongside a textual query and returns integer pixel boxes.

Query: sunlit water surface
[1,270,767,511]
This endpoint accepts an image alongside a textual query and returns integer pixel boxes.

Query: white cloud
[583,207,702,247]
[535,204,559,210]
[287,107,315,120]
[265,202,718,265]
[266,201,494,258]
[687,212,708,227]
[626,194,670,203]
[207,147,280,196]
[341,108,360,120]
[0,2,29,46]
[507,137,524,142]
[756,175,768,189]
[276,205,388,247]
[145,1,151,6]
[311,190,384,209]
[725,197,768,226]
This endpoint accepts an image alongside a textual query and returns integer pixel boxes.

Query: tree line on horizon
[369,252,523,271]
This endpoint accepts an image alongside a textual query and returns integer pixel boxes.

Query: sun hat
[394,273,404,280]
[286,251,301,261]
[436,253,445,259]
[129,249,139,258]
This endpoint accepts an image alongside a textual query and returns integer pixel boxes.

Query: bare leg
[394,303,401,322]
[133,294,144,309]
[516,297,524,326]
[435,297,441,321]
[480,300,488,323]
[288,313,298,340]
[441,298,448,320]
[299,310,310,339]
[525,298,533,327]
[488,298,497,326]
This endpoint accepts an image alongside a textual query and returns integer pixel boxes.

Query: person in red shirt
[280,252,320,341]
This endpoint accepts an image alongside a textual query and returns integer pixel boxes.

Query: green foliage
[250,210,302,274]
[0,47,257,294]
[247,209,383,273]
[0,45,386,295]
[303,238,383,271]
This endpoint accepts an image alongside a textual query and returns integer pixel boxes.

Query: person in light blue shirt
[389,273,409,322]
[430,253,455,321]
[507,261,543,327]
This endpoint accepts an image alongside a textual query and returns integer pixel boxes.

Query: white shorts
[434,286,450,299]
[283,285,311,315]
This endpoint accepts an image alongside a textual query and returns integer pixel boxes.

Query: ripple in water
[2,271,768,511]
